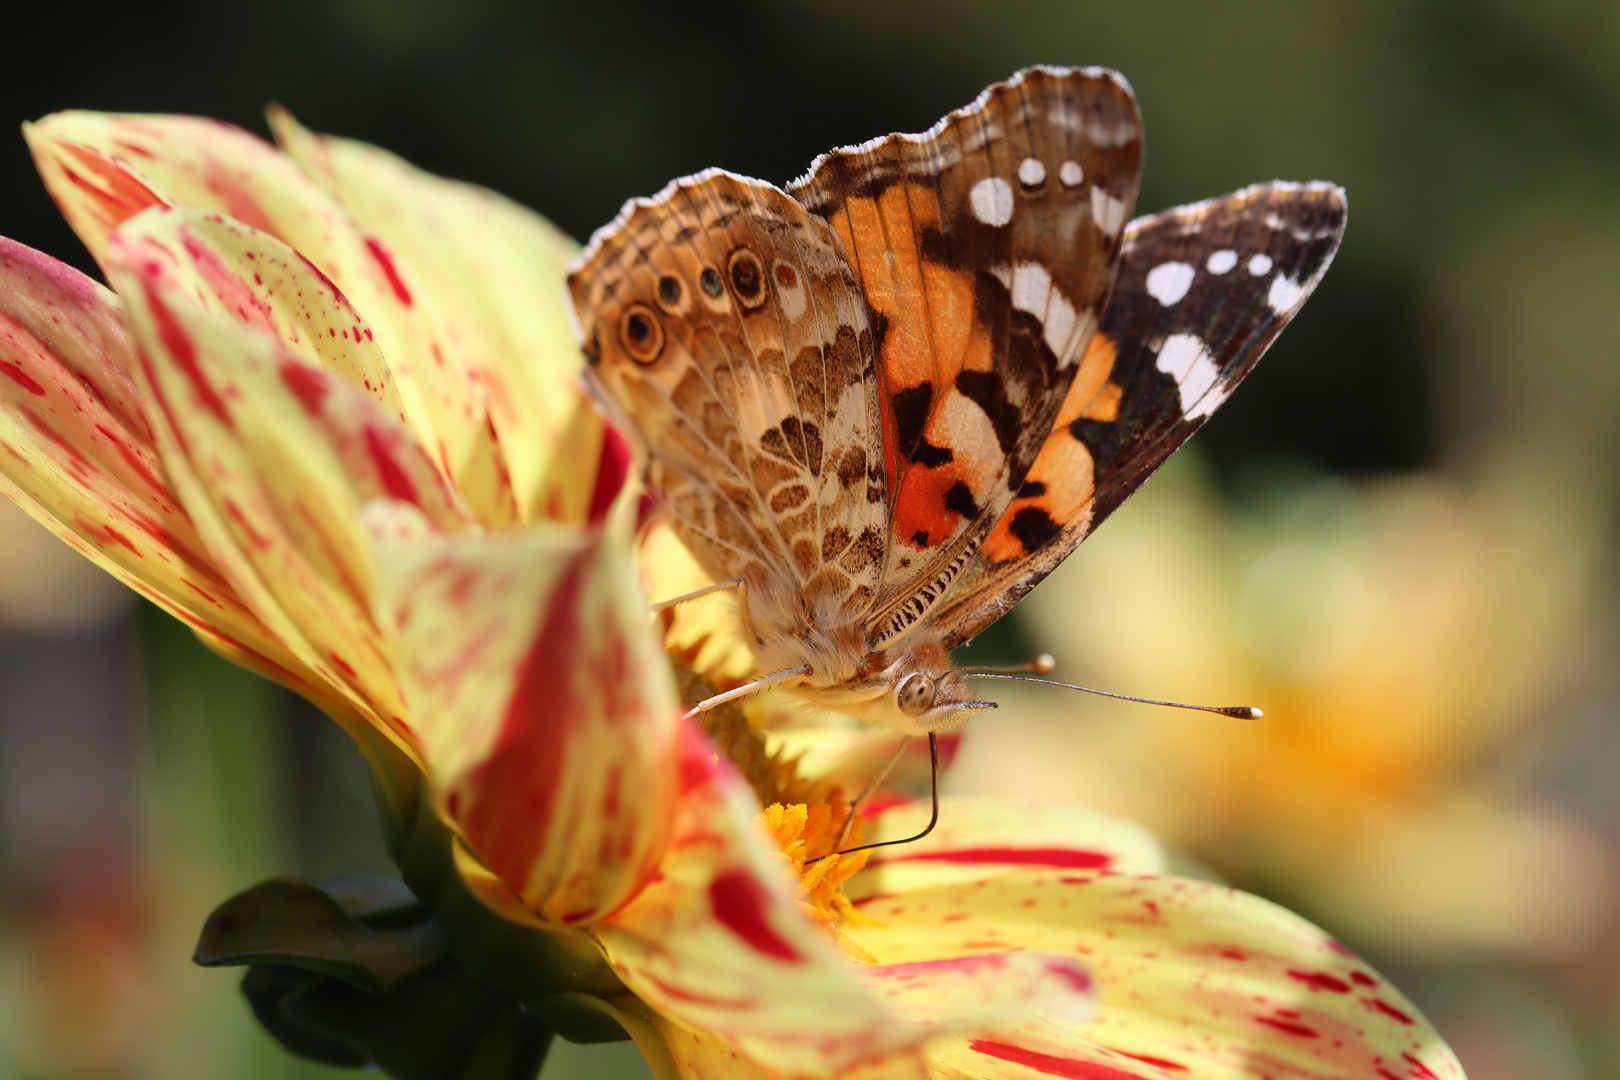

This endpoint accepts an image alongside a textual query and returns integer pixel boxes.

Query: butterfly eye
[699,267,724,298]
[895,672,937,717]
[727,248,767,309]
[618,303,664,364]
[657,275,683,311]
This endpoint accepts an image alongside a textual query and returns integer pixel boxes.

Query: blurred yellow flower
[956,456,1614,959]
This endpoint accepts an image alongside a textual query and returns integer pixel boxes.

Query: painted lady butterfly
[568,66,1344,750]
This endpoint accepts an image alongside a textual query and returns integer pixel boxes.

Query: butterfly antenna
[964,672,1261,719]
[955,652,1056,676]
[814,733,941,864]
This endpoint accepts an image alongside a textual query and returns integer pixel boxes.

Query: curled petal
[599,726,1096,1078]
[371,521,679,924]
[848,798,1183,903]
[112,205,405,420]
[851,873,1465,1080]
[107,245,463,755]
[270,107,585,523]
[25,112,508,522]
[0,236,343,708]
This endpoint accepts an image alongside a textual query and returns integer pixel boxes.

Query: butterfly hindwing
[788,65,1143,650]
[934,181,1349,648]
[569,170,890,622]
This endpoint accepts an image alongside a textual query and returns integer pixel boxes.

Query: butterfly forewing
[788,66,1143,650]
[569,170,891,622]
[933,181,1348,648]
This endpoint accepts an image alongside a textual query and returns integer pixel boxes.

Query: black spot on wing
[1007,505,1061,553]
[944,480,979,519]
[892,382,955,468]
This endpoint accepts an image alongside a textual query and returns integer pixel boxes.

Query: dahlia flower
[0,107,1465,1079]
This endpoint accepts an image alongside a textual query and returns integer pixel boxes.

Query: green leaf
[196,877,446,992]
[273,962,551,1080]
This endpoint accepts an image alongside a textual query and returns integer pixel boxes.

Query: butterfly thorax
[749,575,992,735]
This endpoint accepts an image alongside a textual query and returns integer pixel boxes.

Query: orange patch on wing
[981,434,1096,562]
[833,185,956,394]
[892,463,972,550]
[1054,332,1119,427]
[1081,380,1122,421]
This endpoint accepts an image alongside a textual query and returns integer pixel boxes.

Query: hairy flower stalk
[0,106,1468,1080]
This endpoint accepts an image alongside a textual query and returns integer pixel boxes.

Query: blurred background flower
[4,1,1620,1078]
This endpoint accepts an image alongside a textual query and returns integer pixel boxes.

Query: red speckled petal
[649,1015,929,1080]
[105,244,467,757]
[0,235,345,708]
[24,112,512,525]
[846,798,1185,904]
[597,724,1097,1078]
[927,1021,1186,1079]
[111,205,405,420]
[850,873,1465,1080]
[371,521,680,924]
[270,107,585,523]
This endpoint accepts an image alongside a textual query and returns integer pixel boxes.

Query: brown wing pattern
[788,65,1143,650]
[568,170,890,621]
[934,182,1349,648]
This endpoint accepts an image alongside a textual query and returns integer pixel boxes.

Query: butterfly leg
[650,577,760,649]
[684,664,811,719]
[821,734,941,861]
[648,577,745,613]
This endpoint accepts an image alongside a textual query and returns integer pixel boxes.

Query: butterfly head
[888,666,996,735]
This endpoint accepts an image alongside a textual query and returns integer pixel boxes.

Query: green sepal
[398,798,625,1000]
[244,961,552,1080]
[196,875,444,993]
[526,992,633,1044]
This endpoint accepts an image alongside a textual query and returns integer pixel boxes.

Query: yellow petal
[25,112,502,521]
[111,204,405,420]
[0,235,331,701]
[847,798,1182,903]
[651,1016,927,1080]
[851,872,1464,1080]
[371,521,680,924]
[106,242,469,758]
[270,107,585,522]
[598,726,1097,1078]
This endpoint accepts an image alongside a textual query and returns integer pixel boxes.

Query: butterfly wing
[933,181,1349,648]
[788,65,1143,650]
[568,170,892,621]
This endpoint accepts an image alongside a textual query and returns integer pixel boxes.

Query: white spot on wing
[1267,274,1307,313]
[970,177,1015,226]
[1156,333,1221,415]
[1018,157,1046,186]
[1145,262,1196,306]
[1091,188,1128,235]
[1248,253,1274,276]
[1187,384,1233,420]
[1005,261,1092,368]
[1059,160,1084,187]
[1207,249,1238,274]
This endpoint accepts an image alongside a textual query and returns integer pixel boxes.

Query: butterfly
[567,65,1345,766]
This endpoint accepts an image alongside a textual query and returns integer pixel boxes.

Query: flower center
[673,657,875,959]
